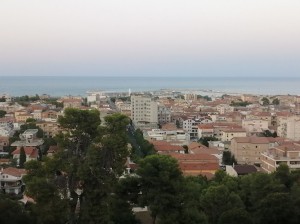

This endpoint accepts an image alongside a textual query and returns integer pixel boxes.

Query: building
[169,153,219,177]
[216,104,234,115]
[277,116,300,141]
[146,129,189,145]
[230,137,271,165]
[221,128,247,142]
[11,129,44,147]
[36,121,61,138]
[0,167,26,194]
[131,95,158,129]
[261,143,300,173]
[242,119,269,135]
[11,146,39,163]
[157,104,171,124]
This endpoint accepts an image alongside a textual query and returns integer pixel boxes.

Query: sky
[0,0,299,77]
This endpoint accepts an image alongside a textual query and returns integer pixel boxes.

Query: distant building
[277,116,300,141]
[131,95,158,129]
[0,167,26,194]
[230,137,271,165]
[261,142,300,173]
[11,129,44,147]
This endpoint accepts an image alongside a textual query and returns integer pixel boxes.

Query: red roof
[179,162,219,171]
[170,153,218,162]
[12,147,39,158]
[1,167,27,177]
[154,144,184,152]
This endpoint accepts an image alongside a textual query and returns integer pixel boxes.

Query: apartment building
[277,116,300,141]
[158,104,171,124]
[230,137,270,165]
[261,143,300,173]
[242,119,269,135]
[221,128,247,142]
[216,104,234,115]
[131,95,158,129]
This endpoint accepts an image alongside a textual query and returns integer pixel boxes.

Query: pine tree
[19,147,26,168]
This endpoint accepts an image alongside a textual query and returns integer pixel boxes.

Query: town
[1,90,300,223]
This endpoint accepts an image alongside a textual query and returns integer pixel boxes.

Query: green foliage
[198,137,218,147]
[0,110,6,118]
[20,122,44,138]
[0,194,32,224]
[272,98,280,105]
[230,101,252,107]
[218,208,253,224]
[261,97,270,106]
[222,151,237,165]
[198,95,212,101]
[19,146,26,168]
[137,154,183,223]
[201,185,244,224]
[0,97,5,102]
[128,128,156,162]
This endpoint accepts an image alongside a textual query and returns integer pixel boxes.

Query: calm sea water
[0,76,299,97]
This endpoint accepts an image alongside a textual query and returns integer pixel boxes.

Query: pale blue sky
[0,0,299,77]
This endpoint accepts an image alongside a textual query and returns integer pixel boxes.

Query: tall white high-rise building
[131,95,158,129]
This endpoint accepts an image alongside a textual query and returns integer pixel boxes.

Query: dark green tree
[78,113,131,223]
[0,110,6,118]
[261,97,270,106]
[19,146,26,168]
[198,137,218,147]
[222,151,237,165]
[137,154,184,224]
[201,185,244,224]
[218,208,253,224]
[0,194,32,224]
[272,98,280,105]
[255,192,296,224]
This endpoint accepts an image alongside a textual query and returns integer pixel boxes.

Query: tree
[19,146,26,168]
[261,97,270,106]
[0,110,6,118]
[78,113,131,223]
[0,194,32,224]
[272,98,280,105]
[137,154,184,224]
[222,151,237,165]
[201,185,244,224]
[255,193,296,224]
[198,137,218,147]
[218,208,253,224]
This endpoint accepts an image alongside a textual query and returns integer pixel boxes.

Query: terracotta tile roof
[223,128,246,133]
[198,124,214,129]
[1,167,27,177]
[169,153,218,162]
[154,145,184,152]
[12,147,39,158]
[188,142,208,150]
[179,162,219,170]
[233,137,269,144]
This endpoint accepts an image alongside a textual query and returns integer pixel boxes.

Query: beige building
[277,116,300,141]
[242,119,269,135]
[131,95,158,129]
[36,121,61,138]
[261,143,300,173]
[230,137,270,165]
[216,104,234,115]
[221,128,247,142]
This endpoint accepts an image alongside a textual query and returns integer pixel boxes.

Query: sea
[0,76,299,97]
